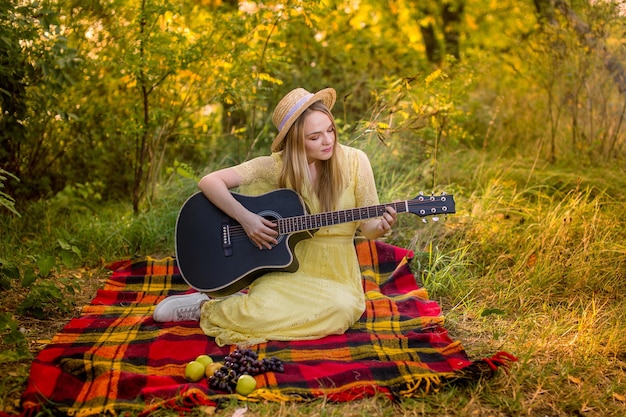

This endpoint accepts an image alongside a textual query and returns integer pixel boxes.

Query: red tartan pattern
[16,240,515,416]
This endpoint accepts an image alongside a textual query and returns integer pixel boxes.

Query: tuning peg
[419,191,424,196]
[422,218,428,223]
[432,216,439,222]
[441,191,447,196]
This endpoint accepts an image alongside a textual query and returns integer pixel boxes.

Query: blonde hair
[278,101,345,212]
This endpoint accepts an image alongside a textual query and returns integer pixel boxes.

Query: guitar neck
[278,201,410,234]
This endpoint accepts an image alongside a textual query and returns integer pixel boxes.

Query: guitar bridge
[222,217,233,257]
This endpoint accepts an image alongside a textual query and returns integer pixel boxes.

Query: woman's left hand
[359,205,397,240]
[378,205,397,234]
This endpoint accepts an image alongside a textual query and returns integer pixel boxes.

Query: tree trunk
[420,22,441,65]
[551,0,626,96]
[132,0,149,214]
[441,0,464,61]
[533,0,557,24]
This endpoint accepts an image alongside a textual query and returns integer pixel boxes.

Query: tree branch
[554,0,626,96]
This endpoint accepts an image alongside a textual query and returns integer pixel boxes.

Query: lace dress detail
[199,145,380,346]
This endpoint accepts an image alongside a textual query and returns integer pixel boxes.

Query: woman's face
[302,110,335,164]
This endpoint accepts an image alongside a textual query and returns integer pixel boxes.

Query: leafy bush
[0,169,19,217]
[0,313,29,363]
[1,240,82,320]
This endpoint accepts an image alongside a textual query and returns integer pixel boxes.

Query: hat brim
[271,88,336,152]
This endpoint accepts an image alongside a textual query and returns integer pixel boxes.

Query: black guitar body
[175,189,313,296]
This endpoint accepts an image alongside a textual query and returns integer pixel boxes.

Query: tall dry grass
[416,150,626,416]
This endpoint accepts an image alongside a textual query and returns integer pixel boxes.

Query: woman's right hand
[198,168,278,249]
[239,212,278,250]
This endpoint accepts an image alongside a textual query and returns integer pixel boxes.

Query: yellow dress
[199,145,380,346]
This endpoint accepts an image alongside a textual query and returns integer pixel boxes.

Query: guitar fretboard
[277,201,410,234]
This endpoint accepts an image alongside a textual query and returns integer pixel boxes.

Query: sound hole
[257,210,285,246]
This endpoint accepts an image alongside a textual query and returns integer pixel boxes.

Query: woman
[154,87,397,347]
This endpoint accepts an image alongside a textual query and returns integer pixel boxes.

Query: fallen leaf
[199,405,216,415]
[230,407,247,417]
[567,375,582,385]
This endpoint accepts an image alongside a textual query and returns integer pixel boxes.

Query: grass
[1,148,626,416]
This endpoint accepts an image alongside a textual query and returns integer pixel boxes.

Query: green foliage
[47,181,104,215]
[18,276,80,319]
[0,312,30,363]
[3,0,625,208]
[1,240,82,319]
[0,168,19,216]
[0,260,19,291]
[0,0,82,200]
[464,0,626,163]
[351,68,477,191]
[166,160,200,182]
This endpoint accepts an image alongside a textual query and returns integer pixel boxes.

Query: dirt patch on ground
[0,265,110,414]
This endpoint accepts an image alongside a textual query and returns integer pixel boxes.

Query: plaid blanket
[18,240,515,416]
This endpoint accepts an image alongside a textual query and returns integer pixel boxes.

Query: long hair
[278,101,345,212]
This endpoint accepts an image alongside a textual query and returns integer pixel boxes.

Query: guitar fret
[281,196,453,234]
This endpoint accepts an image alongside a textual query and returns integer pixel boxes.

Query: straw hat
[271,87,336,152]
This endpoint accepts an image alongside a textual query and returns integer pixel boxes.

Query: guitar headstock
[407,192,455,220]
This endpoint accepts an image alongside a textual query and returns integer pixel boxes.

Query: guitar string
[222,199,451,241]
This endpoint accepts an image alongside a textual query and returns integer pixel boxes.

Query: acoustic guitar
[175,189,455,296]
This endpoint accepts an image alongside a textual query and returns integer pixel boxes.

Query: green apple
[195,354,213,368]
[184,360,205,382]
[236,374,257,396]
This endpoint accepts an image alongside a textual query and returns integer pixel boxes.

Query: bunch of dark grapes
[208,348,285,393]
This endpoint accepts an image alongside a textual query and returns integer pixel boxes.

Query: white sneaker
[153,292,210,322]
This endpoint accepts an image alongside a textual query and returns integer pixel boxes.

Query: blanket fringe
[452,351,518,384]
[398,374,443,397]
[248,388,305,403]
[139,387,217,417]
[482,351,518,372]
